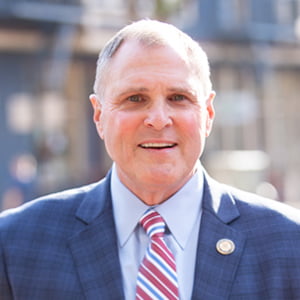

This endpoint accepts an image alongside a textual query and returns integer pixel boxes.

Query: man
[0,20,300,300]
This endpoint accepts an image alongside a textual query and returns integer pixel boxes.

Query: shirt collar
[111,161,204,249]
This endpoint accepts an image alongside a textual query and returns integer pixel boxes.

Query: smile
[139,143,177,149]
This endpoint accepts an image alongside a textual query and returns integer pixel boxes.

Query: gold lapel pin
[216,239,235,255]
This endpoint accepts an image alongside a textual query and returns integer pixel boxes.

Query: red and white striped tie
[136,209,179,300]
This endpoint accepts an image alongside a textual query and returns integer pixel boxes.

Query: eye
[169,94,186,102]
[127,95,143,102]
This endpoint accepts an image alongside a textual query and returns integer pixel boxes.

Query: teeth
[140,143,175,148]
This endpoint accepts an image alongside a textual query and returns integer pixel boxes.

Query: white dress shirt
[111,162,204,300]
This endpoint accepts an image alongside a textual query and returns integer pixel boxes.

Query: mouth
[139,142,177,149]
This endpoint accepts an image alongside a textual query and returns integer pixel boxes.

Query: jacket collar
[192,171,246,299]
[75,172,112,224]
[68,171,125,299]
[75,168,240,226]
[202,170,240,224]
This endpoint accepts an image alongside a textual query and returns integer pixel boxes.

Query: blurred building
[0,0,299,210]
[0,0,184,210]
[181,0,300,207]
[0,0,149,209]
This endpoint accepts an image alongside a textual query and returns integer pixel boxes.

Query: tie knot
[140,209,165,238]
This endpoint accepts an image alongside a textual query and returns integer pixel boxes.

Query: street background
[1,0,300,210]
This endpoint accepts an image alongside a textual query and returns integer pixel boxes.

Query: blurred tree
[154,0,184,21]
[126,0,186,21]
[128,0,138,20]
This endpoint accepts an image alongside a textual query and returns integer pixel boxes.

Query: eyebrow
[167,87,198,98]
[115,85,197,99]
[116,87,149,98]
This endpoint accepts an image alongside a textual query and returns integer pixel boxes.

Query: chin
[141,170,184,186]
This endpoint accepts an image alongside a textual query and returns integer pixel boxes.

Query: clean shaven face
[91,39,215,203]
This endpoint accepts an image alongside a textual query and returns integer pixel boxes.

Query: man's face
[90,40,215,200]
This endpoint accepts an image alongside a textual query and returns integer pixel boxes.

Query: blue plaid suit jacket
[1,170,300,299]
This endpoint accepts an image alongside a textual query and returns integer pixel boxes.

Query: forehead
[101,40,205,98]
[108,39,196,76]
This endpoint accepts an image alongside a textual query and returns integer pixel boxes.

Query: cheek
[180,112,205,136]
[178,113,207,155]
[101,111,140,141]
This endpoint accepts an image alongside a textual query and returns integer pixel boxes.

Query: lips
[139,142,177,149]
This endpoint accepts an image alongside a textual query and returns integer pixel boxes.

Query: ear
[89,94,104,139]
[205,91,216,137]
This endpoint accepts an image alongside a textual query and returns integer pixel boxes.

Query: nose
[143,100,173,130]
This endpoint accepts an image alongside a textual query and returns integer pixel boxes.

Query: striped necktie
[136,209,179,300]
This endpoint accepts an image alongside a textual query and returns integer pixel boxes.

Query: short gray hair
[93,19,212,98]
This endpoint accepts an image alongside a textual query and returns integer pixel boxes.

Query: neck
[116,167,197,206]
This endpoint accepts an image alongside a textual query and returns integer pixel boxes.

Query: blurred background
[1,0,300,211]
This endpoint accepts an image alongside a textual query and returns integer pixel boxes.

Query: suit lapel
[191,173,247,299]
[68,173,124,299]
[67,170,247,299]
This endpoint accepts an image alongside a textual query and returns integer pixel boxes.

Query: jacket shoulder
[0,178,107,230]
[225,185,300,231]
